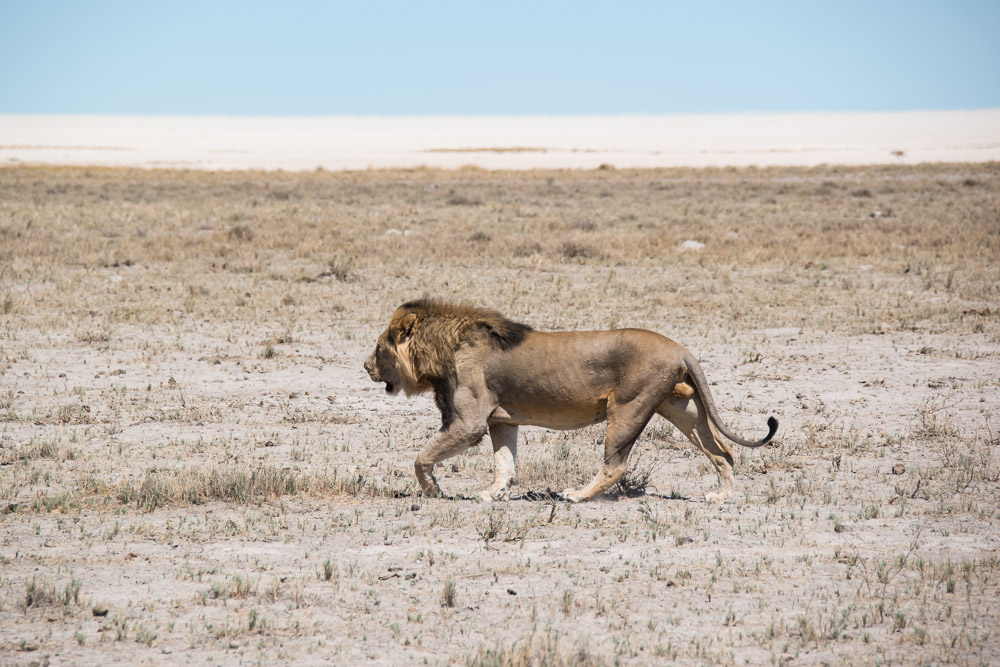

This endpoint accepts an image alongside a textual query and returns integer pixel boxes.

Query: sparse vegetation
[442,579,457,608]
[0,164,997,664]
[468,631,602,667]
[112,464,405,511]
[613,452,661,498]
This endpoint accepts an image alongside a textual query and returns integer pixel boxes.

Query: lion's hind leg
[561,398,655,503]
[657,394,735,503]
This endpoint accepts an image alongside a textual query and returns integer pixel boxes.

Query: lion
[364,298,777,503]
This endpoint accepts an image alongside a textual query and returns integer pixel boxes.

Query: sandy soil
[2,110,1000,171]
[0,163,998,665]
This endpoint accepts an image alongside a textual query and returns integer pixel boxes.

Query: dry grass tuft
[559,241,602,260]
[113,465,407,511]
[612,451,662,498]
[1,291,16,315]
[24,575,82,611]
[1,439,74,465]
[468,631,603,667]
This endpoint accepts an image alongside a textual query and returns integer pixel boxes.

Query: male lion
[364,299,777,503]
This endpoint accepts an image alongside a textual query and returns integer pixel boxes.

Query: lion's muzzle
[364,353,396,393]
[363,354,381,382]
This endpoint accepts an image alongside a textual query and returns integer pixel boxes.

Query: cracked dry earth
[0,164,998,665]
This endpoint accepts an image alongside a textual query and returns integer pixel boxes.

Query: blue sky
[1,1,998,115]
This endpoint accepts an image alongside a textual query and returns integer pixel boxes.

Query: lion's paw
[559,488,582,503]
[479,486,512,502]
[420,485,443,499]
[704,491,731,504]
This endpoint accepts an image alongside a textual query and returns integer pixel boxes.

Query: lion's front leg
[414,423,487,498]
[480,423,518,502]
[413,460,442,497]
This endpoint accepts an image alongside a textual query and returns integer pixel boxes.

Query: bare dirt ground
[1,164,998,665]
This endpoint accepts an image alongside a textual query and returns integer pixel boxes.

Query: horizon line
[3,108,1000,120]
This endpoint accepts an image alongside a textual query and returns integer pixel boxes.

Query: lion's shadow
[441,489,696,503]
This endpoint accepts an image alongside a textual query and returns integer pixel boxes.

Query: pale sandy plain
[0,115,998,666]
[2,109,1000,171]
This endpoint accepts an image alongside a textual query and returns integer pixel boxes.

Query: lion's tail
[681,351,778,448]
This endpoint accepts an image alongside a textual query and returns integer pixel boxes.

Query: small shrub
[231,575,256,598]
[613,453,661,498]
[0,291,14,315]
[559,241,599,260]
[135,624,157,647]
[24,576,56,609]
[113,613,128,641]
[319,255,353,282]
[561,589,574,616]
[61,578,82,607]
[442,580,457,608]
[289,578,306,609]
[512,242,542,257]
[477,508,506,549]
[228,225,254,242]
[447,193,482,206]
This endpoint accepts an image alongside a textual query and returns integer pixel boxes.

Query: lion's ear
[394,313,418,342]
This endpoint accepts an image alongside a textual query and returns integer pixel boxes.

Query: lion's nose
[364,355,380,380]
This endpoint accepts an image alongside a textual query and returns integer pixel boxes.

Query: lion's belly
[490,401,608,430]
[484,328,660,430]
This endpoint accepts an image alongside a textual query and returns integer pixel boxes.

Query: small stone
[507,588,517,595]
[92,603,108,617]
[891,463,906,475]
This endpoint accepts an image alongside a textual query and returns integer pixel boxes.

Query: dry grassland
[1,163,999,665]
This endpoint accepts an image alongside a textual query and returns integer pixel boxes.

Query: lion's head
[364,298,532,399]
[363,309,423,396]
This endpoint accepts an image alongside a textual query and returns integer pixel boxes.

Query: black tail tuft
[762,416,779,445]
